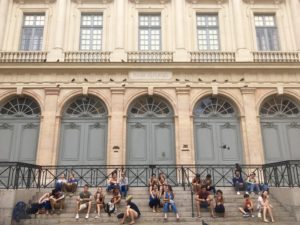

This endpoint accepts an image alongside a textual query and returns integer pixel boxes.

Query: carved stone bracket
[67,122,80,129]
[289,122,300,129]
[0,123,12,129]
[134,122,145,128]
[262,122,276,128]
[158,122,169,128]
[199,122,210,128]
[221,122,235,129]
[24,123,38,129]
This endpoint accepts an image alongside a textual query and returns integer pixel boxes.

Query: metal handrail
[0,161,299,189]
[182,167,194,217]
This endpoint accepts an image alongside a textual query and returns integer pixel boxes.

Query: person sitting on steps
[163,184,180,221]
[94,186,105,219]
[239,193,255,218]
[195,185,215,218]
[75,184,92,220]
[149,184,161,213]
[120,195,141,225]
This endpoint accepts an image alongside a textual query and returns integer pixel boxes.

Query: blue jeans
[247,183,260,193]
[120,185,128,197]
[107,183,118,192]
[163,202,178,214]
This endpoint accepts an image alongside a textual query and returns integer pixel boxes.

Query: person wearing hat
[120,195,141,225]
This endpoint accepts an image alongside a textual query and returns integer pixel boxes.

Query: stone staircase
[19,187,296,225]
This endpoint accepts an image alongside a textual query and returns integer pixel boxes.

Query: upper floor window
[255,14,280,51]
[196,14,220,51]
[139,14,161,51]
[20,14,45,51]
[80,14,103,51]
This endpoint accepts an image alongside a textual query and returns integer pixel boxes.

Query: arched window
[260,96,300,117]
[194,97,236,117]
[0,96,40,118]
[129,96,173,117]
[63,96,107,118]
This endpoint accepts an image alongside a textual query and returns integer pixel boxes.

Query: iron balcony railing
[0,161,299,189]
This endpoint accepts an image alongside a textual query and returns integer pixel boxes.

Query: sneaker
[245,191,249,195]
[258,212,262,218]
[75,214,79,219]
[85,214,89,219]
[251,214,255,218]
[237,191,241,195]
[95,215,100,219]
[243,213,250,218]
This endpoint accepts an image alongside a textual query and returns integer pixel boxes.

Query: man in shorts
[195,185,215,218]
[75,184,92,219]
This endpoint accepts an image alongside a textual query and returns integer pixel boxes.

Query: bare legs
[263,206,275,223]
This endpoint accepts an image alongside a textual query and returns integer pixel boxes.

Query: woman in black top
[120,195,141,225]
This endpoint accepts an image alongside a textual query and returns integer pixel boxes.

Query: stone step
[20,215,296,225]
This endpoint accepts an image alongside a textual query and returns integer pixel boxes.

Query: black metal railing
[0,161,299,189]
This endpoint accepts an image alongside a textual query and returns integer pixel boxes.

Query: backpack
[12,201,30,222]
[26,203,40,214]
[104,202,115,216]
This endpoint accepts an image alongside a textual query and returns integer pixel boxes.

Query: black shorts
[215,205,225,213]
[200,202,209,208]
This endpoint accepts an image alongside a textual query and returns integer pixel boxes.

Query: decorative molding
[262,122,276,128]
[72,0,113,3]
[14,0,56,3]
[67,122,80,129]
[289,122,300,129]
[92,122,103,128]
[129,0,171,4]
[158,122,169,128]
[243,0,284,4]
[176,87,190,95]
[45,87,60,96]
[221,122,235,129]
[133,122,145,129]
[24,123,38,129]
[111,87,125,94]
[0,123,13,129]
[199,122,210,128]
[186,0,226,4]
[241,87,256,94]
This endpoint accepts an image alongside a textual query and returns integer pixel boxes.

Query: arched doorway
[260,95,300,162]
[0,96,41,163]
[126,95,176,165]
[193,96,243,164]
[58,96,108,165]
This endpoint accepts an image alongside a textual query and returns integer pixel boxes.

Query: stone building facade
[0,0,300,166]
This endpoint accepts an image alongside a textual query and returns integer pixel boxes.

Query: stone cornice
[129,0,171,4]
[14,0,56,3]
[1,62,300,71]
[186,0,226,4]
[71,0,113,3]
[243,0,284,4]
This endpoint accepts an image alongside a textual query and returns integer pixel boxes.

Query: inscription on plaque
[129,71,172,81]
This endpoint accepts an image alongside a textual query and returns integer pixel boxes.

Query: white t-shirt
[257,196,264,210]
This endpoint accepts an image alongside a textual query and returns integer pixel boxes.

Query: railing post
[26,167,32,189]
[191,191,194,217]
[14,164,20,189]
[286,161,294,187]
[181,166,185,190]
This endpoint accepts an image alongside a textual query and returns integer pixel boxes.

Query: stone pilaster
[47,0,67,62]
[36,88,60,166]
[0,0,9,50]
[108,88,125,165]
[231,0,252,61]
[175,88,194,165]
[241,87,264,164]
